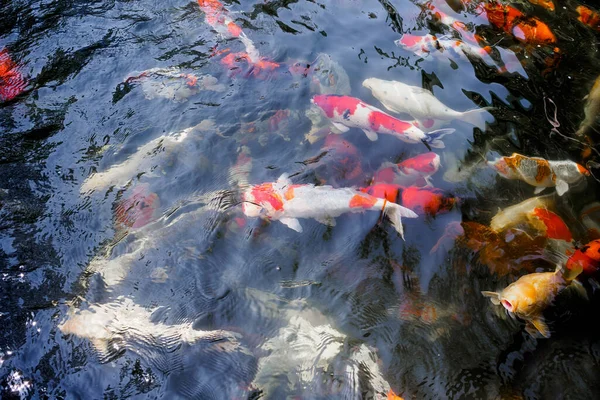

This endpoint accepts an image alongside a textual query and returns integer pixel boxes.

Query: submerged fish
[577,5,600,32]
[566,239,600,276]
[125,67,224,101]
[575,75,600,136]
[490,195,571,242]
[0,48,27,102]
[481,265,584,338]
[311,95,455,148]
[489,153,589,196]
[362,78,491,128]
[220,51,281,79]
[361,184,456,217]
[242,174,418,238]
[373,152,441,187]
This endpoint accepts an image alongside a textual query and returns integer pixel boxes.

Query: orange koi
[0,48,26,102]
[566,239,600,276]
[114,184,160,229]
[527,0,555,12]
[577,5,600,31]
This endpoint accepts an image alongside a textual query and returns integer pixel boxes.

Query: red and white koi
[311,95,454,148]
[242,174,418,238]
[363,78,491,128]
[489,153,590,196]
[373,152,440,187]
[197,0,259,62]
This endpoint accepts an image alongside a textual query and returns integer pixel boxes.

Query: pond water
[2,0,600,398]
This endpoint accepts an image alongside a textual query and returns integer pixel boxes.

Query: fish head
[489,157,512,178]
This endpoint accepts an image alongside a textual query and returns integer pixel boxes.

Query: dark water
[2,0,600,398]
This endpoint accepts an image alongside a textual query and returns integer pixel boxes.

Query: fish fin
[460,107,493,128]
[274,173,292,193]
[425,128,455,148]
[383,203,418,240]
[362,129,379,141]
[481,291,501,305]
[529,317,551,338]
[331,122,350,133]
[533,186,546,194]
[583,94,589,101]
[555,180,569,196]
[424,176,434,187]
[279,217,303,232]
[315,216,336,226]
[568,279,588,300]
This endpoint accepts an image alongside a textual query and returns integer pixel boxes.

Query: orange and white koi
[363,78,491,128]
[420,1,477,43]
[114,184,160,229]
[361,184,456,217]
[489,153,590,196]
[197,0,259,62]
[490,195,572,241]
[242,174,418,238]
[482,264,585,338]
[311,95,454,147]
[373,152,440,187]
[0,48,26,102]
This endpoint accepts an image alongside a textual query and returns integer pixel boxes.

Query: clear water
[2,0,600,398]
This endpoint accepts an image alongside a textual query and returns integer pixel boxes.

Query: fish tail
[425,128,455,148]
[383,202,418,240]
[461,107,493,128]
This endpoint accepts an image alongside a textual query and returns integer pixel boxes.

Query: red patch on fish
[114,185,159,229]
[567,239,600,275]
[360,184,401,203]
[398,152,439,174]
[368,110,412,133]
[250,183,284,211]
[349,194,377,209]
[398,34,426,47]
[312,95,361,119]
[577,5,600,31]
[372,166,396,184]
[531,208,572,241]
[400,187,454,216]
[0,49,27,102]
[220,52,280,78]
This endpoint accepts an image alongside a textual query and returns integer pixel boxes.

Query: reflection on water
[2,0,600,398]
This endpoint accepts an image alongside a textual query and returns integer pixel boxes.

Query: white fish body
[362,77,490,127]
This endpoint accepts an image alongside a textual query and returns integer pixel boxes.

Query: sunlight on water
[2,0,600,398]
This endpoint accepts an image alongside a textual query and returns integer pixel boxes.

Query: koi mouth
[501,300,513,312]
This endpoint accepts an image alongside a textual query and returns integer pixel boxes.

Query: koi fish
[489,153,589,196]
[220,51,281,78]
[197,0,259,61]
[481,264,584,338]
[373,152,441,187]
[362,184,456,217]
[577,5,600,31]
[388,389,404,400]
[489,195,572,242]
[566,239,600,276]
[0,48,27,102]
[362,78,491,128]
[580,202,600,240]
[527,0,555,12]
[124,67,224,101]
[477,1,556,45]
[575,74,600,136]
[311,95,455,148]
[241,174,418,239]
[421,1,477,43]
[114,184,160,229]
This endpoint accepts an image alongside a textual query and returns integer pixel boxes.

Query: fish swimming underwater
[311,95,455,148]
[576,5,600,32]
[373,152,441,187]
[575,75,600,136]
[0,48,27,102]
[482,264,585,338]
[566,239,600,276]
[490,195,572,242]
[362,78,491,128]
[361,184,456,217]
[489,153,589,196]
[241,174,418,239]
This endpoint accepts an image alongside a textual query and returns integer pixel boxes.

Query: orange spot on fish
[387,389,404,400]
[360,184,401,203]
[567,239,600,275]
[349,194,377,209]
[577,5,600,31]
[0,48,26,102]
[400,187,455,216]
[368,110,412,133]
[251,183,284,211]
[577,163,590,176]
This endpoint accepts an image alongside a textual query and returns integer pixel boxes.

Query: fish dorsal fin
[274,173,292,193]
[481,291,501,305]
[534,186,546,194]
[315,216,336,226]
[279,217,303,232]
[555,180,569,196]
[529,317,551,338]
